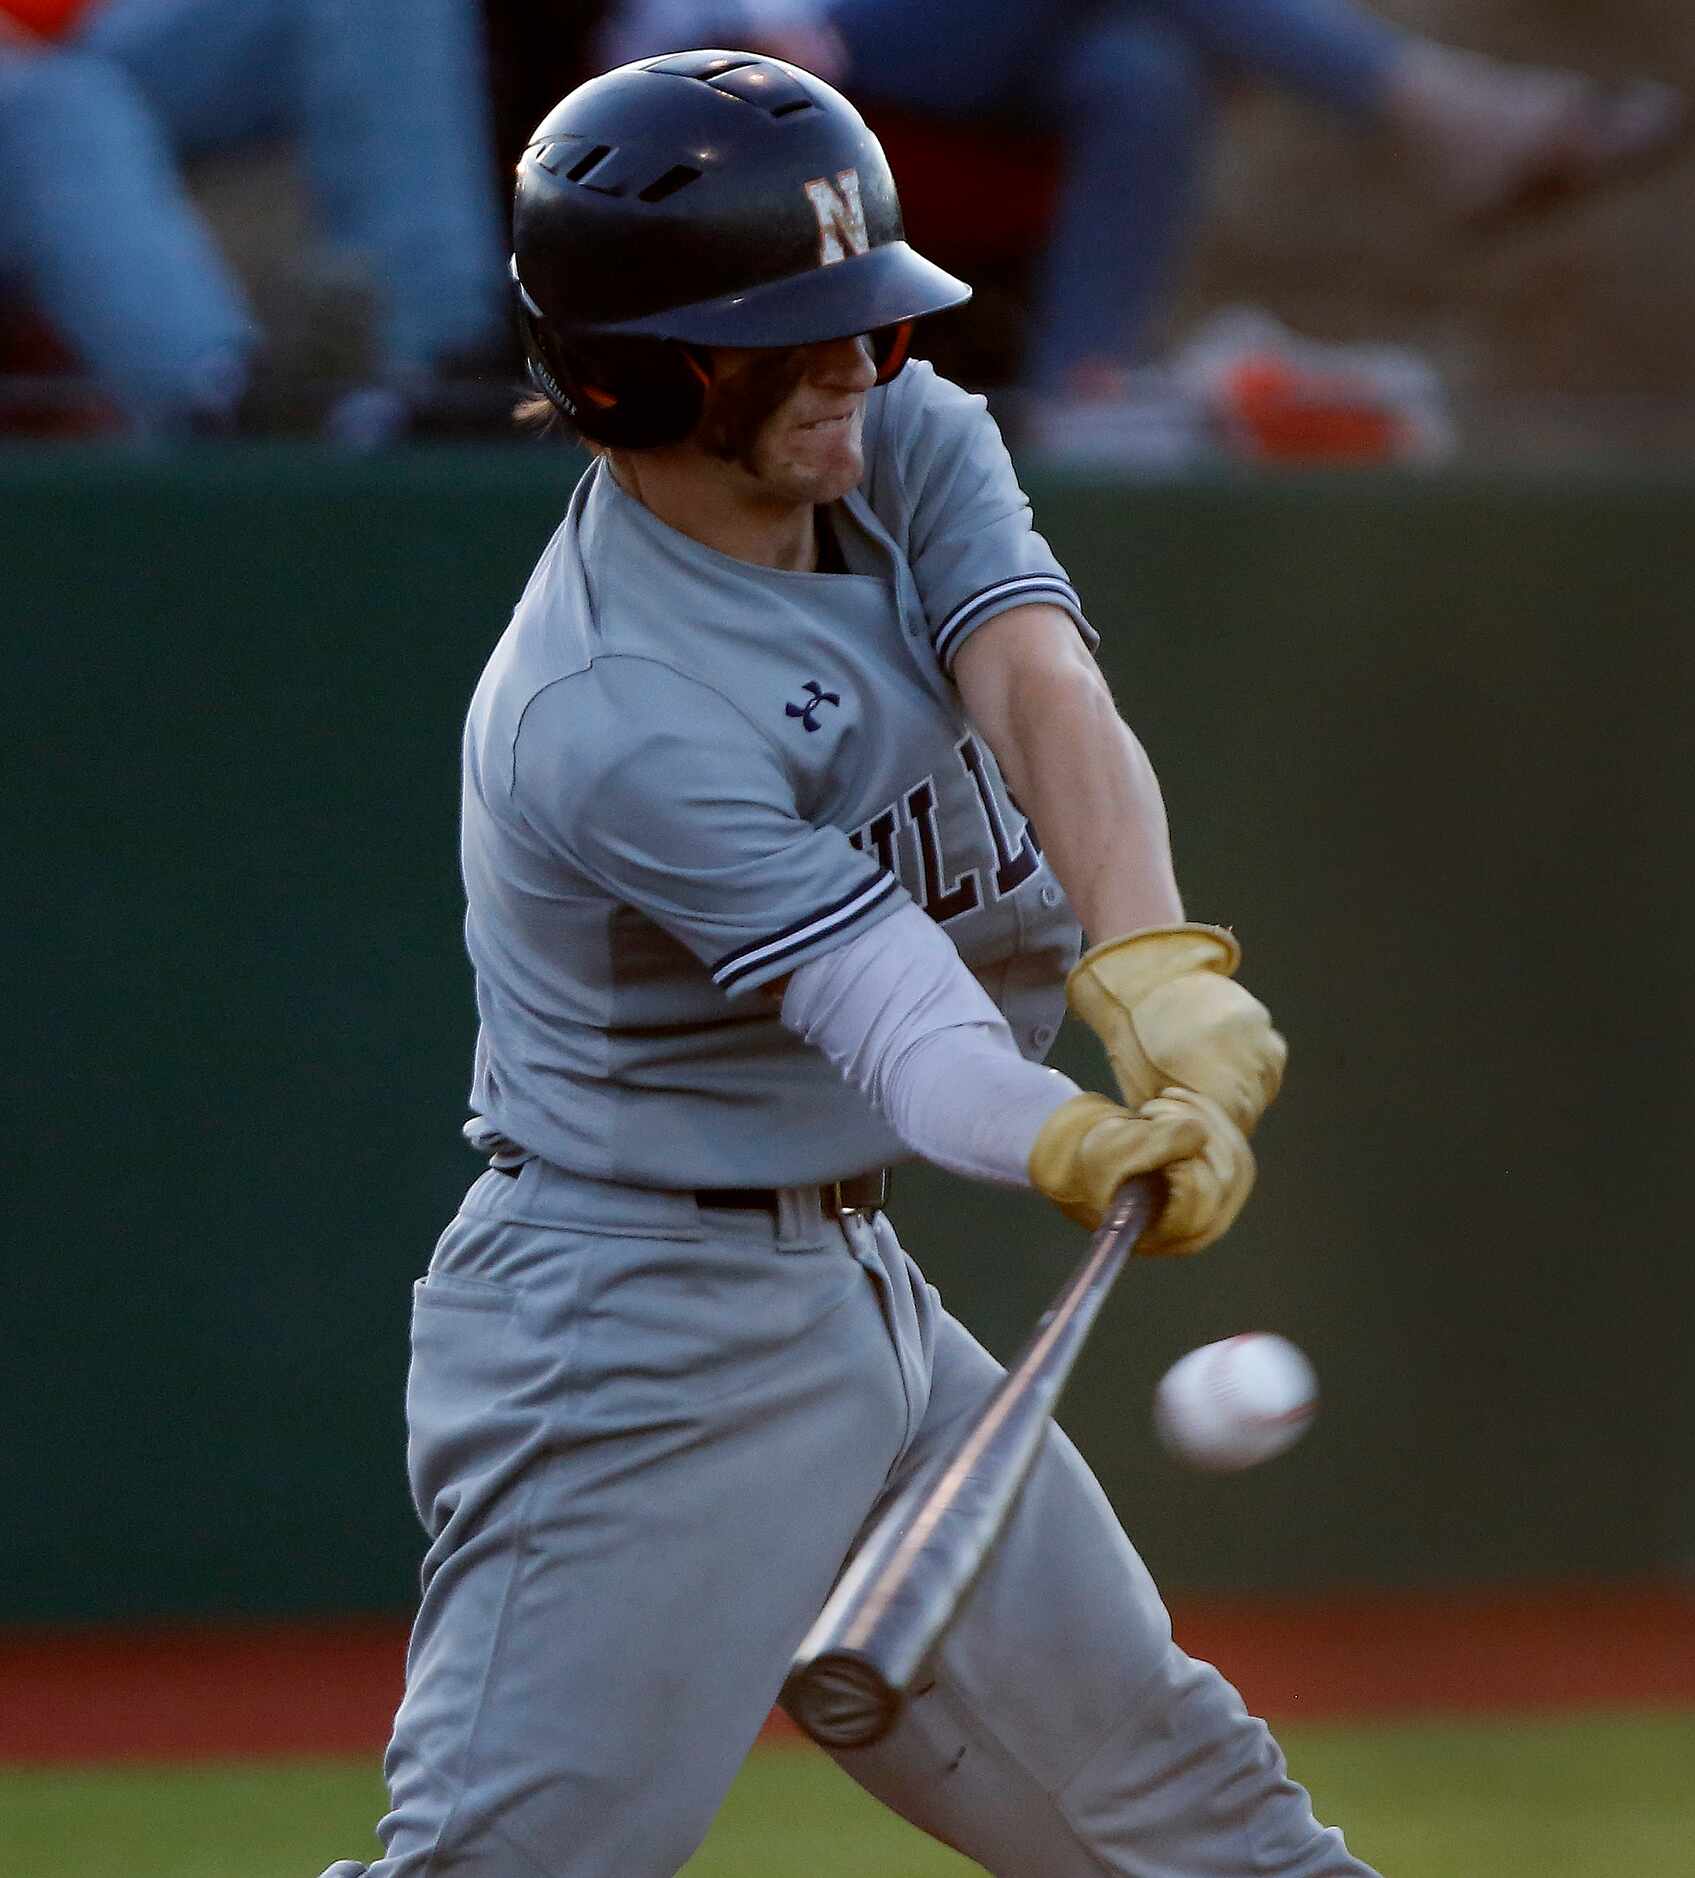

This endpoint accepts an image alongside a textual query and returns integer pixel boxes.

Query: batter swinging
[319,50,1377,1878]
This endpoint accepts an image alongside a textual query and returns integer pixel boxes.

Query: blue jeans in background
[829,0,1408,388]
[0,0,505,431]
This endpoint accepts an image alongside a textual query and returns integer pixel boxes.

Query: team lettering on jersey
[804,168,869,266]
[849,732,1041,926]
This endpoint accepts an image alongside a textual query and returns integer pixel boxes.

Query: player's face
[699,335,877,504]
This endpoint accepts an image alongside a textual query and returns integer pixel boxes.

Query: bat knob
[782,1649,902,1750]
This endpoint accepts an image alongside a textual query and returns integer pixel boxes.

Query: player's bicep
[953,602,1109,755]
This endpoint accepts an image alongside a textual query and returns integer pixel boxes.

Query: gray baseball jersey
[461,359,1092,1186]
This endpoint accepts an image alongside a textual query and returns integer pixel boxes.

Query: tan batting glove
[1028,1088,1255,1253]
[1066,925,1286,1136]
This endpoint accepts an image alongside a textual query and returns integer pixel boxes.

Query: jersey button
[1030,1023,1056,1049]
[1040,885,1062,908]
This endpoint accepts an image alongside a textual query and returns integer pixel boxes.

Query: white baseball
[1152,1334,1319,1471]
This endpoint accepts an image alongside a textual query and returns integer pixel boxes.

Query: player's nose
[807,334,877,390]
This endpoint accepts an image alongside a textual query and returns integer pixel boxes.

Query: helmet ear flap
[511,259,707,447]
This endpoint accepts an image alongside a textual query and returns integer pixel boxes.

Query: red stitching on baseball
[1205,1334,1316,1430]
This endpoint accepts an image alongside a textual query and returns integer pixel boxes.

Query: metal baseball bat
[782,1174,1163,1750]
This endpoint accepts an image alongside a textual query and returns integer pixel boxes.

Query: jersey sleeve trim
[711,870,901,994]
[934,573,1087,669]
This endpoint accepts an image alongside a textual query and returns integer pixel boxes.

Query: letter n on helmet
[805,169,870,266]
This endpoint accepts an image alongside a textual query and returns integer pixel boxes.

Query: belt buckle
[825,1168,890,1220]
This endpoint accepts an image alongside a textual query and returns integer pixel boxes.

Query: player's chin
[780,433,863,503]
[774,425,865,501]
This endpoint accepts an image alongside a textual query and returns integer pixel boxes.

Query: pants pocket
[405,1273,529,1538]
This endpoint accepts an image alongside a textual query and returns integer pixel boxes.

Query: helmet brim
[583,241,971,348]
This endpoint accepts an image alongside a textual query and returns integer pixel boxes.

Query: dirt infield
[3,1581,1690,1765]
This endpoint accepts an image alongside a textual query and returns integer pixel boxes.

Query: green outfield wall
[5,446,1693,1625]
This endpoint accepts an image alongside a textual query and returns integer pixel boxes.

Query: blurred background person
[0,0,507,442]
[591,0,1685,458]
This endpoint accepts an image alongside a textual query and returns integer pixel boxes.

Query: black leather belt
[695,1169,891,1219]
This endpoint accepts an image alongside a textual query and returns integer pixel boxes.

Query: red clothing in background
[2,0,95,40]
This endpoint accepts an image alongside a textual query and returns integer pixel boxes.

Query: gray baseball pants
[368,1158,1378,1876]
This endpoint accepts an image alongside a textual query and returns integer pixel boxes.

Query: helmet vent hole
[566,144,614,183]
[638,164,702,204]
[704,63,816,115]
[647,52,757,79]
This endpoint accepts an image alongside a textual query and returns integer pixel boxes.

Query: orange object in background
[1221,353,1405,464]
[1,0,94,40]
[1173,308,1456,468]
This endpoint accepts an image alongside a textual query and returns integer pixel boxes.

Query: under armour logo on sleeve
[786,680,841,732]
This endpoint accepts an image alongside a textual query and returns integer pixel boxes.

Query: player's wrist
[1072,924,1242,1001]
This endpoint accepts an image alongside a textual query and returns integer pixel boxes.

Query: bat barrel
[786,1467,1028,1746]
[785,1177,1162,1750]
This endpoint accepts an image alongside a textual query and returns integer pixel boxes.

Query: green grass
[4,1710,1691,1877]
[1282,1710,1695,1877]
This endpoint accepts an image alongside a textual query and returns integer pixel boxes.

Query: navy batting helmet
[510,50,972,447]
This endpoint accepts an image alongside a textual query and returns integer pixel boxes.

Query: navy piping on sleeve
[711,871,900,993]
[932,573,1083,668]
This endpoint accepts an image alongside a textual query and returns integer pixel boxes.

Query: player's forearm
[1020,701,1183,943]
[780,903,1081,1186]
[957,609,1183,941]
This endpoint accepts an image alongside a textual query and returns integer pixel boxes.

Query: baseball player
[320,51,1376,1878]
